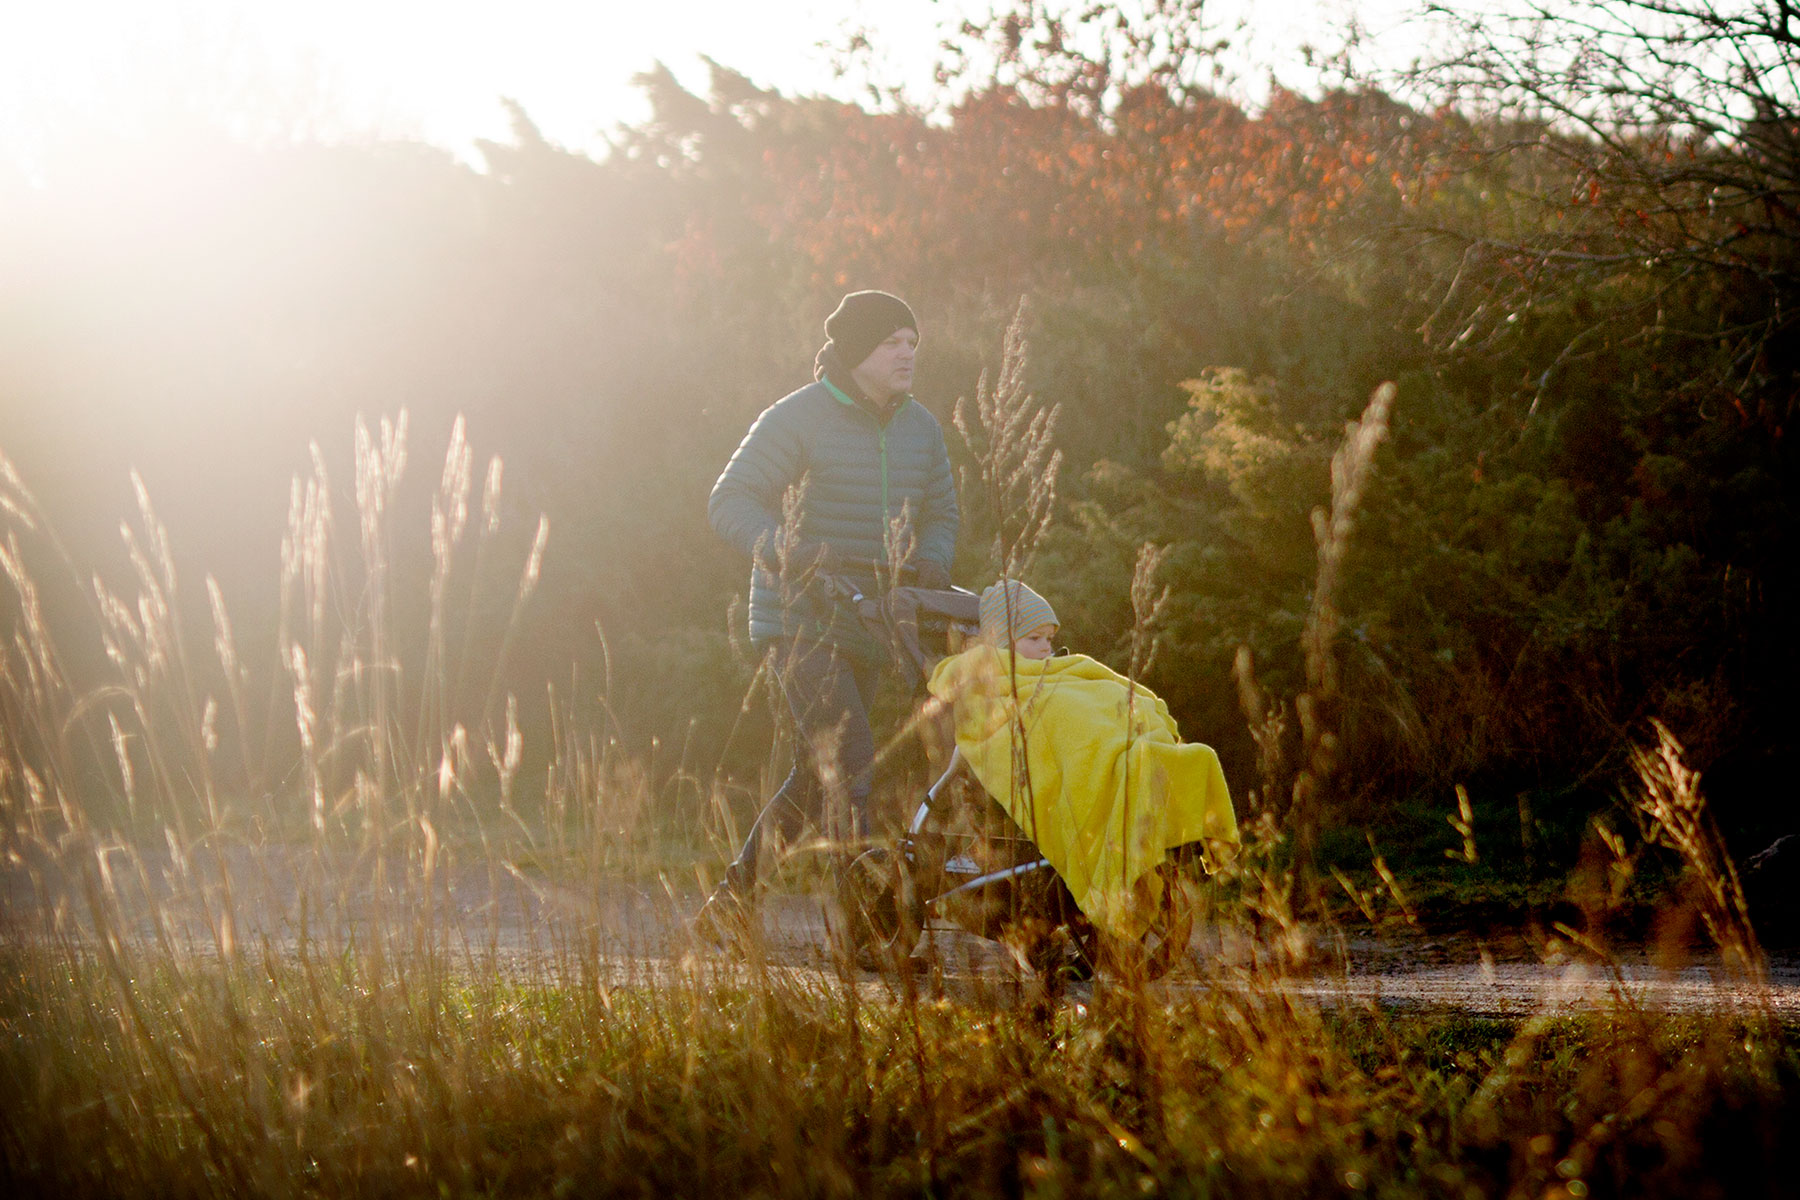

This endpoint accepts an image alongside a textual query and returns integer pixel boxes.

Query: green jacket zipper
[823,376,898,566]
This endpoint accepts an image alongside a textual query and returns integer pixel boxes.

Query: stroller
[823,576,1200,982]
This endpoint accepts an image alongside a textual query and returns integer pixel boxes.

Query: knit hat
[822,290,918,371]
[979,580,1059,646]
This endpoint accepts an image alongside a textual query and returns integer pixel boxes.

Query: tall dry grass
[2,397,1796,1199]
[1233,382,1395,861]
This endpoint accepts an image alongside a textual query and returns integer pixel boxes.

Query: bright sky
[0,0,1432,168]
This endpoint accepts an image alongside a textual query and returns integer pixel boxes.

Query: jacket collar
[822,372,909,423]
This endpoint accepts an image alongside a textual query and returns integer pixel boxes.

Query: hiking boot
[692,877,756,952]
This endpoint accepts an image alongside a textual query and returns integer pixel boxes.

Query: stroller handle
[817,564,971,606]
[812,571,981,688]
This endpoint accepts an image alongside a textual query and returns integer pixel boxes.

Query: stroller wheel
[1025,926,1095,984]
[835,847,924,972]
[1069,866,1197,982]
[1138,875,1198,979]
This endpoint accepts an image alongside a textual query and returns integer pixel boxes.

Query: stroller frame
[826,577,1193,980]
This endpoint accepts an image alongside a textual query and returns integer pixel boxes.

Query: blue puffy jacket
[710,376,959,661]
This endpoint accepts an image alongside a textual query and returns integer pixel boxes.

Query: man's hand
[910,560,952,590]
[791,540,841,577]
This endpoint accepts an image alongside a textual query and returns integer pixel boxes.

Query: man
[699,290,959,939]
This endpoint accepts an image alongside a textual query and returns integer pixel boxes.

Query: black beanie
[822,290,918,371]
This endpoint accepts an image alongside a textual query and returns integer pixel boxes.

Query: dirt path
[7,849,1796,1017]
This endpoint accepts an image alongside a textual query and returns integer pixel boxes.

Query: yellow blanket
[926,645,1239,938]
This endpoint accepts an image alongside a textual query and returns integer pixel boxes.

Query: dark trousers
[729,637,882,888]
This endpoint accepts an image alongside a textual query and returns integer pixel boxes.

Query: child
[978,578,1059,661]
[928,579,1239,939]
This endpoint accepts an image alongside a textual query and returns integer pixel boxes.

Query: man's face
[849,327,918,403]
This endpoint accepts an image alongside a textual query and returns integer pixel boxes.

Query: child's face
[1012,624,1057,660]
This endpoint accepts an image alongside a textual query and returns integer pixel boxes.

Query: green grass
[3,934,1797,1198]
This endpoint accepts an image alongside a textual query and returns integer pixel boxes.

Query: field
[8,0,1800,1193]
[4,778,1797,1199]
[4,368,1795,1197]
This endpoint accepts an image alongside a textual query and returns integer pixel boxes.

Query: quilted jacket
[709,376,959,660]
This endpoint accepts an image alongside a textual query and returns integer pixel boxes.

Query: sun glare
[1,0,900,172]
[3,0,1424,177]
